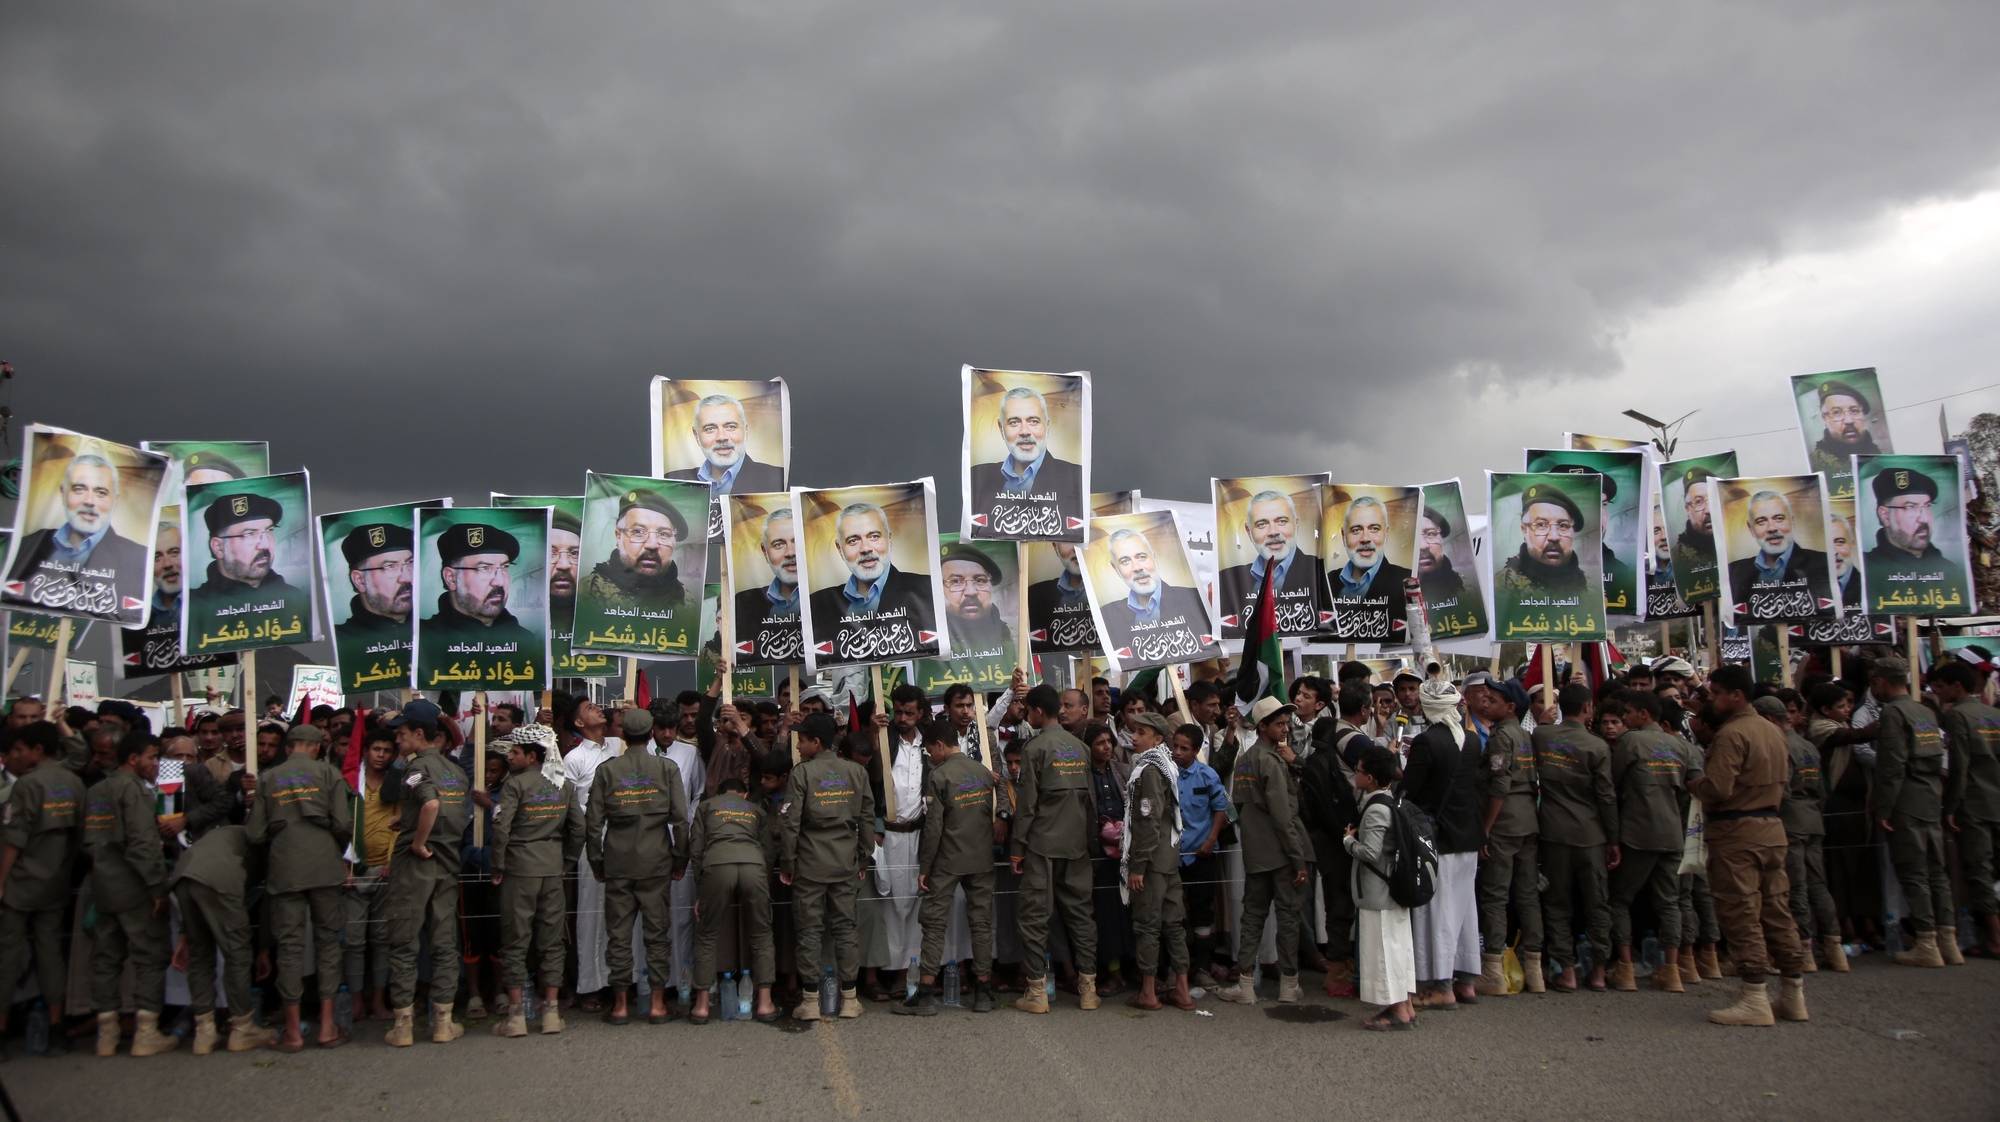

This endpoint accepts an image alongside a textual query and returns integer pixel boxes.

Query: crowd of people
[1,643,1995,1056]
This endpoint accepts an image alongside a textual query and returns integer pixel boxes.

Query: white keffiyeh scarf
[1118,746,1185,904]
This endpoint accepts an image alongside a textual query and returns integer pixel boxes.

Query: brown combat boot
[1077,973,1101,1010]
[792,992,822,1021]
[1609,958,1637,992]
[229,1013,276,1052]
[1773,976,1808,1022]
[1939,930,1965,966]
[1012,980,1050,1014]
[1473,953,1509,997]
[384,1006,416,1047]
[1679,944,1700,986]
[430,1002,464,1042]
[1696,945,1723,980]
[1706,980,1775,1027]
[1820,936,1850,973]
[191,1012,219,1056]
[130,1011,181,1057]
[1800,943,1818,973]
[95,1011,120,1057]
[1521,951,1546,993]
[1893,931,1945,968]
[1652,961,1685,993]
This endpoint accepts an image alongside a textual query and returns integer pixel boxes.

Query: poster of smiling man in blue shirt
[722,491,805,666]
[2,425,168,628]
[651,378,790,540]
[1315,482,1421,644]
[1212,474,1327,643]
[799,479,948,672]
[1714,473,1838,628]
[962,367,1090,544]
[1082,509,1221,674]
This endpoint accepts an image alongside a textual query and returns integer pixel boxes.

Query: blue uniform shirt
[1175,758,1232,865]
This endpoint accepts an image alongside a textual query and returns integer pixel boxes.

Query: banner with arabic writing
[412,506,550,692]
[316,499,444,693]
[1855,454,1977,618]
[1486,471,1607,643]
[570,473,710,659]
[491,494,618,678]
[180,470,316,656]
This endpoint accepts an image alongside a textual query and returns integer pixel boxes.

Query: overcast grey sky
[6,2,2000,521]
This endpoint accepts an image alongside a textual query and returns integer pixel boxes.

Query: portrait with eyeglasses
[413,506,550,690]
[569,473,710,658]
[1858,454,1971,615]
[1489,471,1606,640]
[183,471,315,652]
[1792,368,1894,500]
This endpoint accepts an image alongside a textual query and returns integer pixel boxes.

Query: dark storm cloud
[4,2,1998,519]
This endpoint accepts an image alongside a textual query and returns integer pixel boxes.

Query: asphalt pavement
[7,955,1998,1122]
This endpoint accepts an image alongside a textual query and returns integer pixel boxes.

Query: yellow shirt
[361,775,397,869]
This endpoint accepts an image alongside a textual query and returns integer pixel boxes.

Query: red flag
[635,670,652,711]
[343,708,369,791]
[295,694,312,729]
[847,690,862,733]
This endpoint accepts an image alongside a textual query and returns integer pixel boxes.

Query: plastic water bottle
[1044,955,1055,996]
[820,965,839,1016]
[718,973,739,1021]
[942,963,961,1007]
[1883,911,1905,954]
[677,979,691,1007]
[905,955,920,999]
[736,978,752,1021]
[25,1000,50,1055]
[523,993,540,1022]
[1637,937,1662,978]
[334,984,354,1032]
[1575,936,1594,976]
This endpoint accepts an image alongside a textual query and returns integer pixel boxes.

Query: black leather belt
[1707,808,1779,821]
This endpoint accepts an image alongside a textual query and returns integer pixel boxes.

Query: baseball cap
[286,724,327,745]
[619,707,656,740]
[1460,670,1497,691]
[1129,712,1175,739]
[386,699,444,733]
[1751,696,1788,719]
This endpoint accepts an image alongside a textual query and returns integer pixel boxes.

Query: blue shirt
[1054,568,1088,610]
[696,456,745,495]
[1249,545,1297,590]
[1337,556,1383,599]
[1124,583,1162,623]
[842,567,891,615]
[764,578,799,621]
[50,522,110,567]
[1176,759,1231,864]
[998,448,1047,494]
[1752,543,1795,585]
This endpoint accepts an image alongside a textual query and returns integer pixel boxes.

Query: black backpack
[1362,791,1439,909]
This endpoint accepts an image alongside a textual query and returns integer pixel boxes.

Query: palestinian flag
[1232,560,1285,717]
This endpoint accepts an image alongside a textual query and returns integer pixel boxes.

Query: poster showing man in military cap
[314,499,441,692]
[650,378,791,539]
[1,425,168,628]
[1024,491,1138,653]
[1565,433,1650,453]
[492,494,617,678]
[1487,471,1607,641]
[142,440,271,510]
[798,479,948,671]
[961,367,1091,543]
[571,473,709,658]
[1316,482,1418,643]
[913,534,1020,694]
[1081,508,1222,673]
[1791,368,1894,502]
[1659,451,1738,606]
[180,470,315,655]
[1415,479,1489,641]
[1856,454,1976,617]
[1211,473,1326,642]
[412,506,550,691]
[1527,448,1646,619]
[721,491,804,666]
[1712,474,1839,627]
[117,519,236,680]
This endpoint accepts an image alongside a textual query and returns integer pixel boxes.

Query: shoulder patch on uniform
[1489,754,1507,773]
[1139,797,1153,818]
[405,771,424,788]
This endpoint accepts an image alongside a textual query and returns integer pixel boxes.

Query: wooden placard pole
[1829,645,1843,680]
[1906,617,1922,696]
[623,658,638,707]
[2,647,31,699]
[1168,666,1201,764]
[718,548,734,709]
[1659,620,1670,660]
[171,671,186,730]
[1016,543,1033,683]
[46,619,73,711]
[241,648,259,777]
[1703,601,1721,671]
[471,689,487,846]
[787,666,801,764]
[871,665,896,822]
[1537,642,1555,716]
[1776,627,1792,688]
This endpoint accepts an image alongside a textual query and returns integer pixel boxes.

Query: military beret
[1521,483,1584,527]
[183,450,246,480]
[1682,465,1716,488]
[1817,379,1871,414]
[1421,505,1452,538]
[286,724,327,745]
[617,488,688,538]
[1549,464,1614,502]
[550,507,582,536]
[437,522,520,565]
[940,542,1002,582]
[204,492,283,535]
[341,522,414,567]
[1871,465,1937,505]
